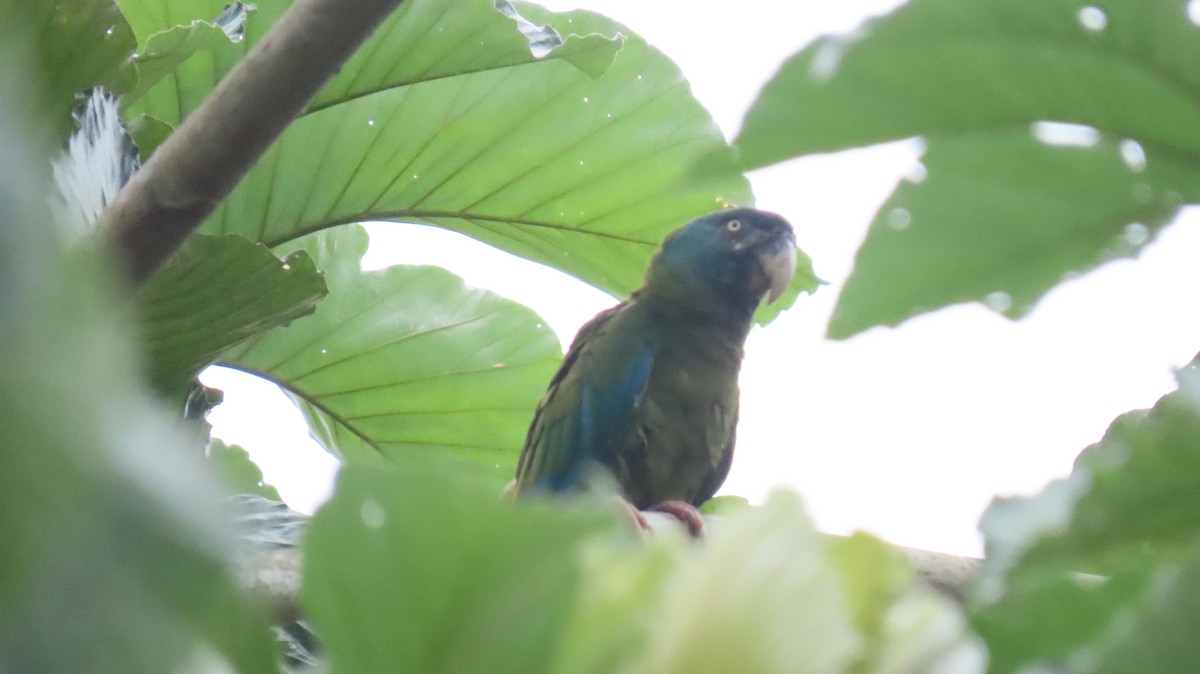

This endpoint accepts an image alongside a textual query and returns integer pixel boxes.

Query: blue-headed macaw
[512,208,797,533]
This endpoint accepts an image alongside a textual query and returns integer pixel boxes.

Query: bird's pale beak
[761,242,797,304]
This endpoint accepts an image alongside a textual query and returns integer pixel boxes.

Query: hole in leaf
[984,291,1012,312]
[1077,6,1107,31]
[886,208,911,230]
[1119,139,1146,172]
[1031,121,1100,148]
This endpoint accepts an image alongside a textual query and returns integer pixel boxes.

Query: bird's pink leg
[613,497,705,537]
[649,499,705,537]
[614,496,650,532]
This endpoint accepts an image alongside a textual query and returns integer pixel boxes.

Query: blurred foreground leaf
[303,459,621,673]
[827,133,1200,337]
[22,0,136,138]
[209,438,282,500]
[553,493,982,674]
[729,0,1200,337]
[0,24,274,671]
[974,363,1200,673]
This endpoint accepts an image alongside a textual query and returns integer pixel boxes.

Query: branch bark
[895,543,980,603]
[100,0,405,286]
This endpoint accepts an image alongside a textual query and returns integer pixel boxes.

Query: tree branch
[100,0,405,286]
[895,543,979,603]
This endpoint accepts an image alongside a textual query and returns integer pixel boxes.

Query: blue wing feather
[533,345,653,492]
[517,304,655,495]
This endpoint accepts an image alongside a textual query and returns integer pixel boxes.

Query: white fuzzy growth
[52,88,140,240]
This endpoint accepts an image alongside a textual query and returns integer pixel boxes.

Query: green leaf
[730,0,1200,336]
[548,536,685,674]
[973,369,1200,672]
[302,459,621,674]
[550,495,980,674]
[0,39,274,672]
[827,533,982,674]
[123,4,249,105]
[975,568,1148,674]
[626,492,860,674]
[138,233,327,398]
[733,0,1200,168]
[188,0,758,313]
[827,534,912,650]
[827,133,1200,338]
[306,0,622,112]
[221,225,562,467]
[118,0,264,125]
[1081,551,1200,674]
[698,494,751,515]
[619,492,982,674]
[117,0,262,43]
[116,0,805,320]
[208,438,282,499]
[1065,396,1200,565]
[125,112,173,158]
[17,0,136,139]
[120,0,619,126]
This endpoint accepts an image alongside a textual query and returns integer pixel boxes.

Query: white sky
[205,0,1200,556]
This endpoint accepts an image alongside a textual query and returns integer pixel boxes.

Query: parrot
[511,207,798,534]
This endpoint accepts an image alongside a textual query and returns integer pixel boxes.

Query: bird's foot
[618,498,650,532]
[613,497,705,537]
[648,499,705,537]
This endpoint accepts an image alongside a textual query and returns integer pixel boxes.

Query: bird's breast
[617,320,743,506]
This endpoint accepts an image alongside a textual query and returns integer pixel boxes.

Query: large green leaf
[827,132,1200,337]
[220,225,562,466]
[114,0,816,321]
[186,0,764,313]
[303,459,621,674]
[118,0,617,126]
[730,0,1200,337]
[733,0,1200,167]
[973,366,1200,672]
[138,233,327,397]
[306,0,622,111]
[0,27,274,672]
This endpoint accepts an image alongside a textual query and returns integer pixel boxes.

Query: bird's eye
[725,219,742,232]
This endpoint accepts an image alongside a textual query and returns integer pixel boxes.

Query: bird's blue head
[644,207,797,319]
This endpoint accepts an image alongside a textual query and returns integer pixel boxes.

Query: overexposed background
[203,1,1200,556]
